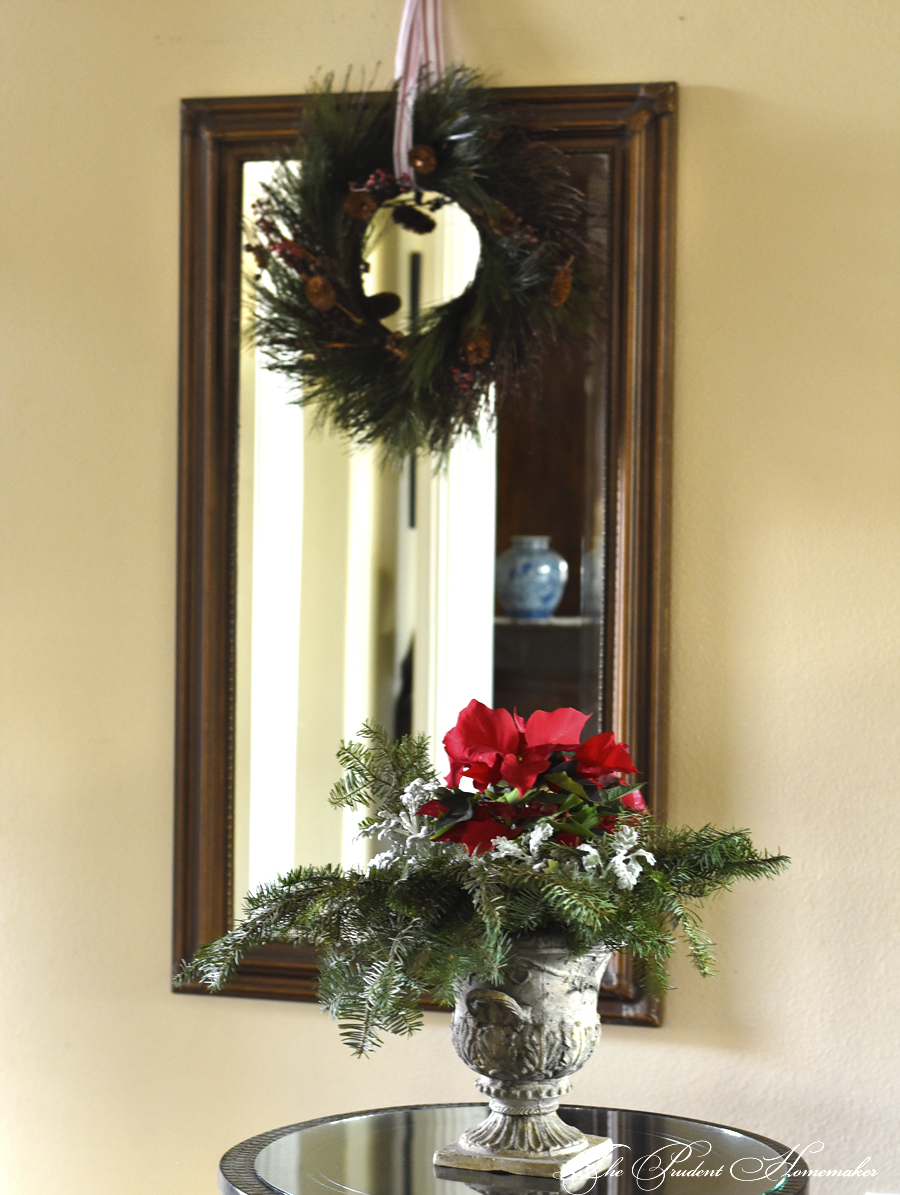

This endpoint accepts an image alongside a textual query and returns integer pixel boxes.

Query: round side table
[219,1103,810,1195]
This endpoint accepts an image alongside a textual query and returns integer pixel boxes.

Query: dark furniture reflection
[492,149,609,722]
[219,1103,810,1195]
[494,618,603,717]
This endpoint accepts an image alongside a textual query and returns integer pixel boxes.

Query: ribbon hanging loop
[393,0,445,180]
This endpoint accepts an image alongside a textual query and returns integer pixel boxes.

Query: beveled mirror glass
[174,83,676,1023]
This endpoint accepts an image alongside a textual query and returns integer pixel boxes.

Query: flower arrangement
[176,701,788,1055]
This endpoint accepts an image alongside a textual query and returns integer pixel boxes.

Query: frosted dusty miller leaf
[364,780,464,871]
[577,843,603,871]
[606,824,656,891]
[486,820,556,871]
[524,820,555,854]
[399,777,440,814]
[488,837,528,860]
[609,824,640,853]
[610,853,646,890]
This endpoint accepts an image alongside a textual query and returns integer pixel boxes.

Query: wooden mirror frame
[173,83,676,1024]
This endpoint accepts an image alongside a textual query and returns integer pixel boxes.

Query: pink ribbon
[393,0,445,181]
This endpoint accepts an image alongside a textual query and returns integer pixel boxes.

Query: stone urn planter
[433,934,614,1180]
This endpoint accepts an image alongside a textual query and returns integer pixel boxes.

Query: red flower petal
[416,800,448,818]
[523,707,590,750]
[447,699,520,756]
[443,700,522,788]
[472,802,517,825]
[621,790,647,812]
[499,746,556,796]
[444,726,502,775]
[575,732,638,778]
[466,759,506,791]
[445,756,467,787]
[436,814,519,855]
[556,831,583,847]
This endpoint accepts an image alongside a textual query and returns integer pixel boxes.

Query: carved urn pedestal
[433,935,614,1181]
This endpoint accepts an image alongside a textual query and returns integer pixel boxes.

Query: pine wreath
[245,68,586,459]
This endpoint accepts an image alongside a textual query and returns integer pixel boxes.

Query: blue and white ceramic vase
[495,536,568,620]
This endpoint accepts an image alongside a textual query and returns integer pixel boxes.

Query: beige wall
[1,1,898,1192]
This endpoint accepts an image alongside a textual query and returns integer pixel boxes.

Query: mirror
[174,83,676,1022]
[233,166,492,907]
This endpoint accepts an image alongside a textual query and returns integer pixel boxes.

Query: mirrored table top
[220,1104,809,1195]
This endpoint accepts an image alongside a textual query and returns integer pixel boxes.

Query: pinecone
[408,144,437,175]
[305,276,337,312]
[391,205,437,235]
[549,257,574,307]
[464,324,491,365]
[365,292,402,320]
[343,190,378,221]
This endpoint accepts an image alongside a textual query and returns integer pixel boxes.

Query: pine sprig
[318,924,426,1055]
[329,721,436,812]
[648,824,790,898]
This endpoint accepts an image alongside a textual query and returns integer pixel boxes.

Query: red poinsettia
[443,699,590,796]
[574,731,638,783]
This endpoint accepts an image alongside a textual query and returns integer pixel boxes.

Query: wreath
[246,68,586,459]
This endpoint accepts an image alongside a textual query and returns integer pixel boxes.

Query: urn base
[433,1132,613,1180]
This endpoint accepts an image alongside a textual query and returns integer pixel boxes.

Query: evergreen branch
[648,825,789,898]
[319,922,427,1056]
[329,722,437,812]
